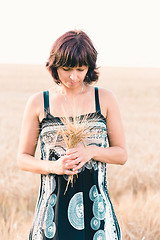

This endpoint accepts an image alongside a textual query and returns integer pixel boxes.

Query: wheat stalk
[59,114,95,194]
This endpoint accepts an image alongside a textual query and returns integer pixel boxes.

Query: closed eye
[62,67,86,72]
[62,67,71,71]
[77,68,85,71]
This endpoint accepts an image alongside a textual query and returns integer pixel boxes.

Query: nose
[70,70,78,81]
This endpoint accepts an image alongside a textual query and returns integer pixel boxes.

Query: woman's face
[57,65,88,89]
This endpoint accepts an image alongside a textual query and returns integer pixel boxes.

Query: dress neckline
[43,87,101,116]
[40,87,105,127]
[39,111,106,126]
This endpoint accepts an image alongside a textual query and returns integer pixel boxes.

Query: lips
[68,81,78,85]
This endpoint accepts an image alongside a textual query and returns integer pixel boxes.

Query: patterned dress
[29,87,121,240]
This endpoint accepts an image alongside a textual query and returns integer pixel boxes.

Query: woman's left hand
[65,145,94,172]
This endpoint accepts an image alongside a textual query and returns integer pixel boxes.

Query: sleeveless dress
[29,87,121,240]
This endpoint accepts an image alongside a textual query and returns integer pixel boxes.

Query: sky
[0,0,160,67]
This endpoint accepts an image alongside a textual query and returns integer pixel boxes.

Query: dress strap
[94,87,101,113]
[43,91,50,117]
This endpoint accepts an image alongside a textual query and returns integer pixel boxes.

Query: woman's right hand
[47,155,78,175]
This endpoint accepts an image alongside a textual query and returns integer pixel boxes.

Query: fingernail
[65,164,68,167]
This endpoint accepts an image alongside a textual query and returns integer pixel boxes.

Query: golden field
[0,64,160,239]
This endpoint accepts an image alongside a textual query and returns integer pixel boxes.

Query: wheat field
[0,64,160,240]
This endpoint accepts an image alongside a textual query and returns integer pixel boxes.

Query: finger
[65,170,78,175]
[73,161,84,171]
[72,164,81,170]
[65,162,76,169]
[65,157,81,168]
[67,153,78,160]
[66,148,77,155]
[62,155,70,163]
[73,157,82,165]
[68,157,82,166]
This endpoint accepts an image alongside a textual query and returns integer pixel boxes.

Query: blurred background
[0,0,160,239]
[0,0,160,68]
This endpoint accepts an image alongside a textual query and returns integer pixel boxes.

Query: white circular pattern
[68,192,85,230]
[90,217,101,230]
[44,222,56,239]
[45,205,54,228]
[51,177,56,192]
[50,194,57,207]
[93,195,106,220]
[93,229,106,240]
[89,185,99,202]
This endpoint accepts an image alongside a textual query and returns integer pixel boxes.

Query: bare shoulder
[27,91,43,107]
[25,91,44,119]
[97,87,119,117]
[98,87,116,98]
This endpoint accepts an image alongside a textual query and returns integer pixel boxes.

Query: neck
[59,82,84,97]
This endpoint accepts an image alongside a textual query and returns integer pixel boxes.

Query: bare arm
[90,89,127,165]
[17,93,49,174]
[17,93,77,175]
[65,89,127,170]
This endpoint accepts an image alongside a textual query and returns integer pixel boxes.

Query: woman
[17,30,127,240]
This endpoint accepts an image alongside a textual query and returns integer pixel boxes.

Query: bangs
[55,43,89,68]
[46,30,99,84]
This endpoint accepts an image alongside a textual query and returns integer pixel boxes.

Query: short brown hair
[46,30,99,84]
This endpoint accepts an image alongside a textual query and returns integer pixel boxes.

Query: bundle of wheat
[59,114,95,194]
